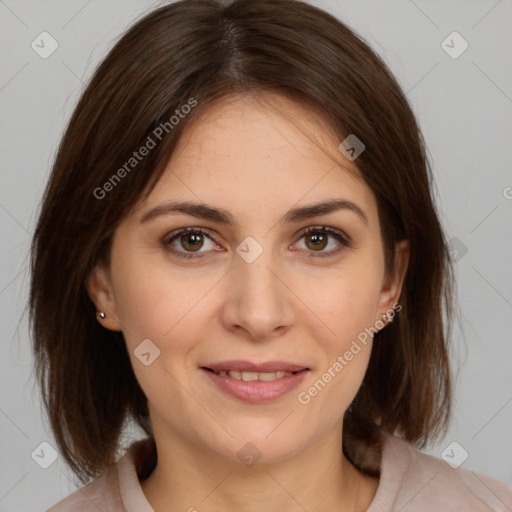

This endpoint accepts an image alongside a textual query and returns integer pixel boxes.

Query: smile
[200,363,310,403]
[210,369,295,381]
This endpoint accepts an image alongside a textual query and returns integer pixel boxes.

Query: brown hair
[29,0,454,483]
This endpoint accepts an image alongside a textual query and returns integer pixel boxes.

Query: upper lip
[202,360,309,373]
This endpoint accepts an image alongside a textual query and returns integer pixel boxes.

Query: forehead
[140,94,378,226]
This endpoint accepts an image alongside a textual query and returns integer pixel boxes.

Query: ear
[377,239,410,318]
[85,263,122,331]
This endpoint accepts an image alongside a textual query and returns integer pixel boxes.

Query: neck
[141,422,379,512]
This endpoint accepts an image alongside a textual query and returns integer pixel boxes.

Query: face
[88,94,408,466]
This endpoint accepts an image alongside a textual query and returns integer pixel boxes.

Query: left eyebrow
[281,199,368,226]
[140,198,368,226]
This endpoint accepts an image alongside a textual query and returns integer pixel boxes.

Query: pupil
[182,233,203,251]
[307,233,327,250]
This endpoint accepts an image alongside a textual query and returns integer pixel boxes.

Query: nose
[220,244,295,342]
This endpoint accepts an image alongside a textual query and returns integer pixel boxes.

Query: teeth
[241,371,258,381]
[213,370,294,381]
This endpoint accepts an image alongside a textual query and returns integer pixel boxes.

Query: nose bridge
[236,235,283,304]
[222,235,294,339]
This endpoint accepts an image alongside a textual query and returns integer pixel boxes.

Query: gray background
[1,0,511,510]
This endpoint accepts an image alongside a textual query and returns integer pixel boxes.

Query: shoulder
[45,438,155,512]
[45,464,120,511]
[375,432,512,511]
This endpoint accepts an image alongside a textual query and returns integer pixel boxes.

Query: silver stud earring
[381,313,390,323]
[96,311,106,320]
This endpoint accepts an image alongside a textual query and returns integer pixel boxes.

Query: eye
[293,226,350,258]
[162,225,350,261]
[162,228,221,259]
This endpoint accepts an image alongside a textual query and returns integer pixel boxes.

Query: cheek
[109,254,205,406]
[109,250,222,359]
[300,258,383,343]
[292,256,383,406]
[109,262,164,343]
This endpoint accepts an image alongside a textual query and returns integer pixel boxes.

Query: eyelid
[297,225,350,244]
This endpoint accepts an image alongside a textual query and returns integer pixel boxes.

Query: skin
[87,93,409,512]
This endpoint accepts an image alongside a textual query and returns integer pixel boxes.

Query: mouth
[202,367,302,381]
[201,360,309,380]
[199,361,310,402]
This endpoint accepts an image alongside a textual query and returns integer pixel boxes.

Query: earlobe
[85,264,122,332]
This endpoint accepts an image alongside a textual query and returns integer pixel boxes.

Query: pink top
[47,432,512,511]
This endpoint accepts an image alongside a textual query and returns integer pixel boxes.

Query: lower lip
[201,368,309,403]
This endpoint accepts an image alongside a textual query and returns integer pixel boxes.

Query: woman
[29,0,512,510]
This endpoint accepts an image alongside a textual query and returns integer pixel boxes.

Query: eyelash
[162,226,350,260]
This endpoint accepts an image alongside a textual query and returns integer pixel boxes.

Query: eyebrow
[140,198,368,226]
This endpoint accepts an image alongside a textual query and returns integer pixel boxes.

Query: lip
[200,364,310,403]
[203,360,309,373]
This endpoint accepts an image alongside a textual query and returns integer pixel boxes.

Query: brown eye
[162,228,221,259]
[179,232,204,252]
[304,231,328,251]
[295,226,350,258]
